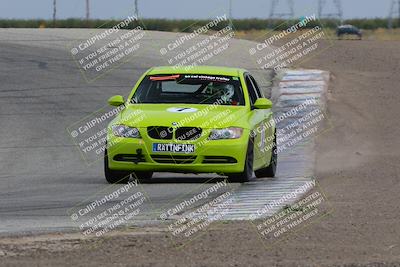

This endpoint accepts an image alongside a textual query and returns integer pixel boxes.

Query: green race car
[105,66,277,183]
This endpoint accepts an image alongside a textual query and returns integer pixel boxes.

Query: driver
[205,82,236,104]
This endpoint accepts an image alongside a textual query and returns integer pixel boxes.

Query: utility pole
[388,0,400,29]
[53,0,56,28]
[228,0,233,27]
[134,0,139,18]
[86,0,90,27]
[318,0,343,24]
[229,0,232,20]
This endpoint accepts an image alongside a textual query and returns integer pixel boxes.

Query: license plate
[152,143,195,153]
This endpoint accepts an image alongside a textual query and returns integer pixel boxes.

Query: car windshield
[131,74,245,105]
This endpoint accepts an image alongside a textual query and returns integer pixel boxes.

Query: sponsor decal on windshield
[150,74,180,81]
[182,74,231,82]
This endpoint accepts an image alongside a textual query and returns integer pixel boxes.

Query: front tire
[228,140,254,183]
[104,149,131,184]
[255,133,277,178]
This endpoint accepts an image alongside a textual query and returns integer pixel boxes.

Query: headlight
[111,125,141,138]
[208,127,243,140]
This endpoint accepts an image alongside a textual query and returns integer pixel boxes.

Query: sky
[0,0,395,20]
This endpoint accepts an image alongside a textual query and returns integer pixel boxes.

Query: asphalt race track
[0,29,327,235]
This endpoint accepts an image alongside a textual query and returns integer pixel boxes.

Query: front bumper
[107,129,249,174]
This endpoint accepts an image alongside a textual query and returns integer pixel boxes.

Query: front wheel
[255,133,277,178]
[104,149,131,184]
[228,140,254,183]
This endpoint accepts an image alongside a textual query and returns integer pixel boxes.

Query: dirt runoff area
[1,40,400,267]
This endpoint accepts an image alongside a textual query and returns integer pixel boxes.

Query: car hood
[117,104,251,129]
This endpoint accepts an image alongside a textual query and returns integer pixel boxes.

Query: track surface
[1,34,399,267]
[0,29,321,235]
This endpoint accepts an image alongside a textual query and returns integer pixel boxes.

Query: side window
[249,76,264,98]
[245,76,258,105]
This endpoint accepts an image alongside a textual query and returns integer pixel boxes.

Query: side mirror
[253,98,273,109]
[108,95,125,107]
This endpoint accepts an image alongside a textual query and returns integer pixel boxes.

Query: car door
[248,75,274,167]
[244,74,264,168]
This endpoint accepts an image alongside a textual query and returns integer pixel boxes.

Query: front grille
[147,126,173,140]
[175,127,202,141]
[113,154,146,163]
[202,156,237,164]
[151,154,196,164]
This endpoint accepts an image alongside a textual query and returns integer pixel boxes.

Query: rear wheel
[104,149,131,184]
[228,140,254,183]
[255,133,277,178]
